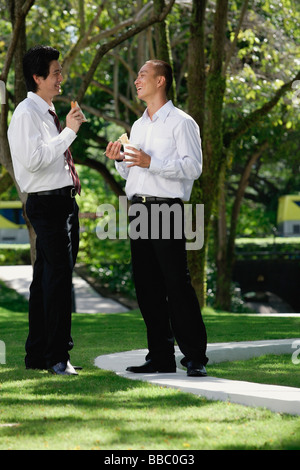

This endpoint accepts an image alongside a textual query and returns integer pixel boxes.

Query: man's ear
[32,74,41,86]
[157,75,166,89]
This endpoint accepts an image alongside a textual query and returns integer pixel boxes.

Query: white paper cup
[123,143,140,161]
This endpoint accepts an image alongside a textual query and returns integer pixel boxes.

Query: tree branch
[54,94,132,133]
[61,4,104,77]
[62,3,153,79]
[0,0,35,82]
[91,79,143,117]
[224,70,300,147]
[76,0,176,103]
[228,139,269,254]
[76,155,125,197]
[223,0,249,75]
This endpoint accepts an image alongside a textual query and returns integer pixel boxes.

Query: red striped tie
[48,110,81,195]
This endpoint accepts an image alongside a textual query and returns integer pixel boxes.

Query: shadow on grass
[0,281,28,313]
[1,355,300,450]
[0,364,214,448]
[1,365,300,450]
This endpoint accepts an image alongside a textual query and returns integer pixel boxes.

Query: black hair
[146,59,173,94]
[23,45,60,92]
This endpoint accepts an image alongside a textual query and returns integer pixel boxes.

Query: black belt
[28,186,77,198]
[131,195,181,203]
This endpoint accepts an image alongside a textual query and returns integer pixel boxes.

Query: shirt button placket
[136,121,153,194]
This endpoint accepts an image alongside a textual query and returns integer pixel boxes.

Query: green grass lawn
[209,354,300,388]
[0,281,300,450]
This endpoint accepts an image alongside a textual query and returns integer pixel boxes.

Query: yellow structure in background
[277,195,300,236]
[0,201,29,243]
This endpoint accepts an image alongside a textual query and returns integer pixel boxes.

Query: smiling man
[105,60,208,377]
[8,45,84,376]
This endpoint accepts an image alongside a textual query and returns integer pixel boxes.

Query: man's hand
[105,141,123,160]
[105,142,151,168]
[66,107,84,133]
[123,147,151,168]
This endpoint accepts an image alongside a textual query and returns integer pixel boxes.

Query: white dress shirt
[116,100,202,201]
[7,92,76,193]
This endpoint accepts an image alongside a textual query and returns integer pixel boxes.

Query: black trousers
[25,194,79,369]
[129,199,208,366]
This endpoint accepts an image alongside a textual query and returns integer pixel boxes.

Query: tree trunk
[1,0,37,264]
[0,170,14,194]
[153,0,177,103]
[215,141,269,309]
[12,0,27,107]
[215,172,232,310]
[186,0,207,307]
[187,0,206,133]
[188,0,228,307]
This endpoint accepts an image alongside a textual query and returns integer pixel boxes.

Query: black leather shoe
[48,360,78,376]
[186,361,207,377]
[126,359,176,373]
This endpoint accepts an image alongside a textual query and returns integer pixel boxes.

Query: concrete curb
[197,338,299,365]
[95,340,300,416]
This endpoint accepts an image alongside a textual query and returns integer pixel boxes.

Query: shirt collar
[27,91,55,115]
[156,100,174,123]
[142,100,174,123]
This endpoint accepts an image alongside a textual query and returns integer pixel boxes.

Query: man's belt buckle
[70,188,76,198]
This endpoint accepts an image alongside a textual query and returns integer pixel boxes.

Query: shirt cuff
[149,155,163,174]
[61,126,77,145]
[115,159,125,167]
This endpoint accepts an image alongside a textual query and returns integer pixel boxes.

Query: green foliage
[0,244,31,266]
[78,235,135,299]
[235,236,300,260]
[231,197,277,237]
[76,165,135,298]
[206,260,251,313]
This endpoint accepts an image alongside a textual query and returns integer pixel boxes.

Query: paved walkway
[1,265,300,416]
[0,265,128,314]
[95,341,300,416]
